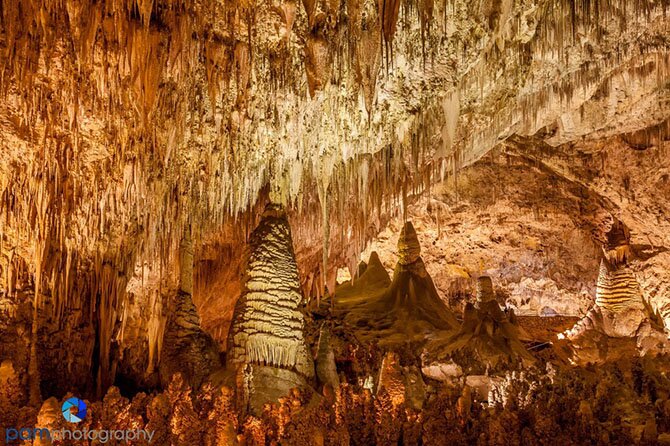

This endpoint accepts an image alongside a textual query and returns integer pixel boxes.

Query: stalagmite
[561,220,670,362]
[0,0,670,443]
[430,276,534,371]
[334,221,458,346]
[564,221,651,339]
[34,397,61,446]
[315,324,340,390]
[159,228,221,389]
[227,203,315,415]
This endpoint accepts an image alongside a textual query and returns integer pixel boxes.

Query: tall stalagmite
[227,204,314,414]
[565,221,651,339]
[561,220,670,363]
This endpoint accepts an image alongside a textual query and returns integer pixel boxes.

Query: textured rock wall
[364,136,670,331]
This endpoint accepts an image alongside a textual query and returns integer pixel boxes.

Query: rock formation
[34,397,61,446]
[159,230,221,389]
[561,220,670,363]
[315,324,339,390]
[227,204,315,415]
[334,222,459,346]
[430,276,534,371]
[0,0,669,443]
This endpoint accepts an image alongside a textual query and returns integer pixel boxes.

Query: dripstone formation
[334,221,459,346]
[227,204,314,414]
[562,221,670,362]
[160,230,221,389]
[431,276,533,372]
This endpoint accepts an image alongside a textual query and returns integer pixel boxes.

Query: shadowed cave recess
[1,0,670,444]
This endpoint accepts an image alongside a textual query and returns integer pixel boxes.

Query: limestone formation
[227,204,314,414]
[561,220,670,362]
[0,0,670,443]
[159,231,221,388]
[334,221,459,346]
[430,276,534,371]
[315,324,339,390]
[34,397,61,446]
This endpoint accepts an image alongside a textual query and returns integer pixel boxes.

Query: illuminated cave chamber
[1,0,670,444]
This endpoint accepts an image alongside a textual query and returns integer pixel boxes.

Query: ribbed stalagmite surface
[596,261,646,314]
[559,220,670,365]
[227,204,314,377]
[565,221,651,339]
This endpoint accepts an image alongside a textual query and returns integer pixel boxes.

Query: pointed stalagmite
[385,221,460,331]
[334,221,458,346]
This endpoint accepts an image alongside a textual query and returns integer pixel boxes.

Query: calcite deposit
[1,0,670,444]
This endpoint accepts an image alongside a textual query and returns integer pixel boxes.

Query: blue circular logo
[61,397,87,423]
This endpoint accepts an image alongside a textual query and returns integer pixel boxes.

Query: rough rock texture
[365,136,670,331]
[227,205,313,378]
[557,220,670,363]
[315,324,340,390]
[0,0,670,413]
[159,230,221,389]
[159,290,221,389]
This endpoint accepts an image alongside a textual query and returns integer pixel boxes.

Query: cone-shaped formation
[160,232,221,388]
[334,221,458,346]
[385,222,460,331]
[226,204,315,415]
[431,276,534,371]
[227,204,314,377]
[160,290,222,388]
[561,221,670,363]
